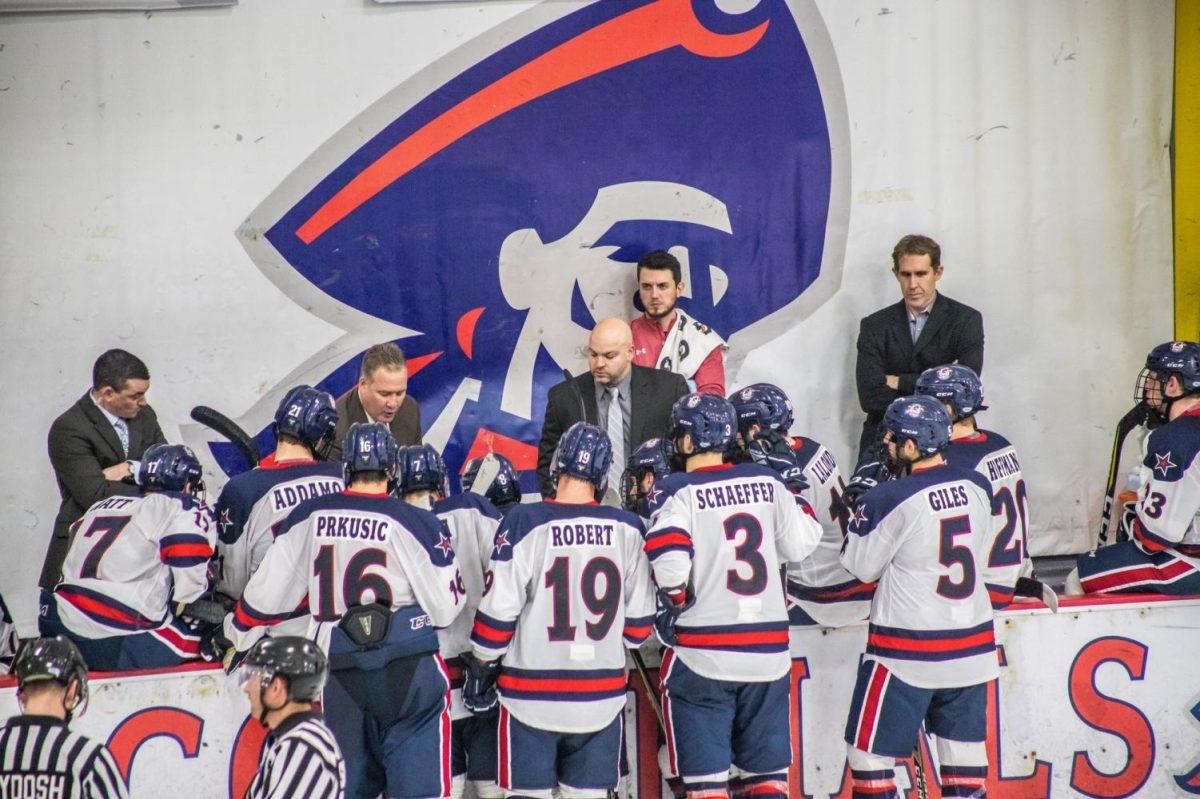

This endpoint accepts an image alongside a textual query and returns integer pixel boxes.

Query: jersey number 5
[936,515,976,600]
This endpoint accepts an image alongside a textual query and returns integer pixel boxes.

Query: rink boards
[1,594,1197,798]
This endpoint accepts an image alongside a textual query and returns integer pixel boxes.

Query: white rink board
[3,596,1198,798]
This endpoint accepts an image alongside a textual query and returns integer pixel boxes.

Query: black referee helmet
[14,636,89,716]
[243,637,328,702]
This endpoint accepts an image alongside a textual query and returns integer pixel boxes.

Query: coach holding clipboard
[854,234,985,461]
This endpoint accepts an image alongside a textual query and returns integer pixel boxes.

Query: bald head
[587,318,634,386]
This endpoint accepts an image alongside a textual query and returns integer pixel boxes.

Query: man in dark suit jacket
[43,349,167,589]
[328,342,422,460]
[855,235,984,460]
[538,318,688,498]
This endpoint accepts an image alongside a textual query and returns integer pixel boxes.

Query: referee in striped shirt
[0,636,127,798]
[238,636,345,798]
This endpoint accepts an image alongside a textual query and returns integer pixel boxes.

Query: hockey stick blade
[190,405,261,472]
[1097,403,1149,548]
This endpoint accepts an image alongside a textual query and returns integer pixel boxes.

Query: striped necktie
[113,418,130,457]
[606,386,625,498]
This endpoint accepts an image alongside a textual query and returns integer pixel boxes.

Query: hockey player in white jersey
[461,452,524,515]
[646,393,821,799]
[214,385,341,612]
[728,383,873,628]
[916,365,1030,607]
[221,422,464,799]
[395,443,504,799]
[1074,341,1200,595]
[41,443,216,670]
[841,395,999,799]
[464,422,656,799]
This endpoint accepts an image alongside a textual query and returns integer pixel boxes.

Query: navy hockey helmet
[669,393,737,455]
[883,395,952,456]
[550,422,613,496]
[395,444,448,498]
[621,437,672,513]
[915,364,987,421]
[728,383,794,437]
[1140,341,1200,401]
[461,453,522,509]
[14,636,89,718]
[341,422,400,491]
[138,443,203,493]
[273,385,338,453]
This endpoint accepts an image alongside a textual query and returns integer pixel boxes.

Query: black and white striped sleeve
[263,738,343,799]
[83,744,130,799]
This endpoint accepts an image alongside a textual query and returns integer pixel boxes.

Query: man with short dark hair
[328,342,422,459]
[631,249,727,395]
[854,234,984,461]
[43,349,166,590]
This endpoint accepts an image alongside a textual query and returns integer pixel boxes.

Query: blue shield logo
[194,0,848,487]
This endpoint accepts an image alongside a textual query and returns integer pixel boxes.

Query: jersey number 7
[79,516,132,579]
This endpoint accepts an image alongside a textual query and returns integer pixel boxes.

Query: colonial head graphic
[190,0,849,489]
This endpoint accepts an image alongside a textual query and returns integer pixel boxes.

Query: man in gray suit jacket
[329,342,422,461]
[43,349,167,589]
[538,318,688,499]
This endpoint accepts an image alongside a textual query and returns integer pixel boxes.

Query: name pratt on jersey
[928,485,970,512]
[985,452,1021,482]
[271,480,343,512]
[314,514,389,542]
[695,480,775,511]
[91,496,135,512]
[551,523,614,548]
[0,773,67,799]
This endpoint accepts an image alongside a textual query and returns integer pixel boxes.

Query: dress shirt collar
[905,292,937,322]
[89,391,123,427]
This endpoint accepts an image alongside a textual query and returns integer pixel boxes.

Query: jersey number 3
[724,513,767,596]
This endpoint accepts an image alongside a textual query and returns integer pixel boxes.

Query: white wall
[0,0,1175,634]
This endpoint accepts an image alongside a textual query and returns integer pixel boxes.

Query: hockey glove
[654,586,695,647]
[843,457,891,507]
[461,651,501,714]
[747,430,809,493]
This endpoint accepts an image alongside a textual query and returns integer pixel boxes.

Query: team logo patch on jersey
[197,0,848,488]
[1154,451,1177,476]
[435,531,454,558]
[850,505,868,527]
[492,529,512,557]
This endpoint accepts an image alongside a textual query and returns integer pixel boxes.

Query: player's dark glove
[461,651,501,714]
[1115,501,1140,545]
[654,586,695,647]
[205,626,242,672]
[747,430,809,493]
[843,458,889,507]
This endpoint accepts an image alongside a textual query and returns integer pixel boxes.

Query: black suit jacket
[328,388,422,461]
[537,365,688,497]
[855,293,984,459]
[43,393,167,588]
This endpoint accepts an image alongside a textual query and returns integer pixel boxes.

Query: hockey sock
[729,770,788,798]
[936,738,987,798]
[847,745,899,799]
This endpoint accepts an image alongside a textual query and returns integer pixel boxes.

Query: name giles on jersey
[927,485,970,512]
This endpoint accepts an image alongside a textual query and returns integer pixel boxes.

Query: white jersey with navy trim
[472,501,655,734]
[783,437,874,627]
[942,429,1029,605]
[245,711,345,799]
[433,492,502,720]
[841,463,999,689]
[226,490,464,654]
[0,715,129,799]
[214,455,344,600]
[54,492,215,640]
[645,462,822,682]
[1128,408,1200,561]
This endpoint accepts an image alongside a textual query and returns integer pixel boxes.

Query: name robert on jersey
[551,523,615,547]
[314,514,389,542]
[695,480,776,511]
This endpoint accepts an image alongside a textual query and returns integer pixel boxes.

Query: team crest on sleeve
[492,529,512,557]
[194,0,848,490]
[850,505,868,528]
[1154,451,1177,477]
[434,529,454,558]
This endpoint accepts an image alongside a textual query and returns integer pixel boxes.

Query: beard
[645,298,677,320]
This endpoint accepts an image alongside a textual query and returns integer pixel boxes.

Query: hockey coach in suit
[329,342,422,461]
[43,349,167,590]
[538,317,688,500]
[855,234,984,460]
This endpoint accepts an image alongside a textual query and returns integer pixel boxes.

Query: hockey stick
[190,405,261,472]
[911,726,929,799]
[1096,403,1149,548]
[630,649,668,736]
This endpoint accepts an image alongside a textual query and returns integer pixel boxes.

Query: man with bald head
[537,318,688,499]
